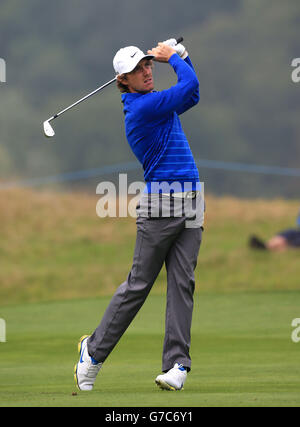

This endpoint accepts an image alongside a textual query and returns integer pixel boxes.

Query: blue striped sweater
[121,53,200,193]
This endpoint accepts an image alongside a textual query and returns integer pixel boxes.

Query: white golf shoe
[155,363,187,391]
[74,335,102,391]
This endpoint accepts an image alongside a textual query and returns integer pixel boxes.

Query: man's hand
[147,42,176,63]
[162,38,188,59]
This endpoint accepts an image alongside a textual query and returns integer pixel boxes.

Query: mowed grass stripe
[0,292,300,407]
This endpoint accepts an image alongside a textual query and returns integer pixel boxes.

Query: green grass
[1,292,300,407]
[0,189,300,406]
[0,190,300,305]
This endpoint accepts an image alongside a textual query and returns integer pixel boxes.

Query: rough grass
[0,188,299,305]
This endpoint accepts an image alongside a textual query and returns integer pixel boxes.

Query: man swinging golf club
[74,38,204,391]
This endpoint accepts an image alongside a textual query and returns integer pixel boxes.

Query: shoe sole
[155,378,177,391]
[74,335,90,390]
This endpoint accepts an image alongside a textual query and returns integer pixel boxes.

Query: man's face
[124,59,154,94]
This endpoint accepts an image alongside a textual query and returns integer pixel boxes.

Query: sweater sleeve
[136,53,199,120]
[176,56,200,115]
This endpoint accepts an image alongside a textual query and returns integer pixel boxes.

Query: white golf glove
[163,38,188,59]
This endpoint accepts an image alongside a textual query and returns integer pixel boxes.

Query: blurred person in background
[249,210,300,251]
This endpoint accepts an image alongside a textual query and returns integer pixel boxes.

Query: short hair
[116,74,130,93]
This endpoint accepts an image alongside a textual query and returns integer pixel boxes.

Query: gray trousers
[88,198,203,372]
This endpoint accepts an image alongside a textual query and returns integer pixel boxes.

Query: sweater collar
[121,92,144,104]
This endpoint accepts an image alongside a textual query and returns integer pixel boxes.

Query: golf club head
[43,120,55,138]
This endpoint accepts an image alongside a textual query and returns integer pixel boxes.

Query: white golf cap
[113,46,154,75]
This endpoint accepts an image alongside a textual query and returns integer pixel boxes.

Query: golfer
[74,39,204,391]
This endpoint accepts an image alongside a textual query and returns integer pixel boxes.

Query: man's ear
[117,74,128,86]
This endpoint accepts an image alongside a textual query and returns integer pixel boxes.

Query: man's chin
[137,89,154,94]
[131,83,154,94]
[141,84,154,94]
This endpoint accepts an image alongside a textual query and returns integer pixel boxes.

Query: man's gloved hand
[162,38,188,59]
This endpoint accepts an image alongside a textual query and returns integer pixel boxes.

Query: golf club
[43,37,183,138]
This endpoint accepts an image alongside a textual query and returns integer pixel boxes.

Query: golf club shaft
[48,76,117,122]
[47,37,184,123]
